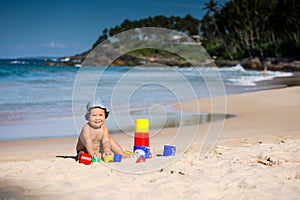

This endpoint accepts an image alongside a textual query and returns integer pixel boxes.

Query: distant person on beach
[76,98,130,160]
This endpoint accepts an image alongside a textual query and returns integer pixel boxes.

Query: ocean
[0,59,293,140]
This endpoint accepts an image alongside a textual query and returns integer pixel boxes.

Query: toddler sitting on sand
[76,98,130,160]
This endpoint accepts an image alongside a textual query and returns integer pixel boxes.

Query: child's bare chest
[89,128,103,141]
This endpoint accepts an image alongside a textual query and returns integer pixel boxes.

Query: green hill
[52,0,300,71]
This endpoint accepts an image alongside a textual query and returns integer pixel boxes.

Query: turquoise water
[0,61,77,121]
[0,59,292,140]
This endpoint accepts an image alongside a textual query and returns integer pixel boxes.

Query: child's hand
[94,152,102,158]
[103,148,113,156]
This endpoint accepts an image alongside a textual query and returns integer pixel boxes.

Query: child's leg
[109,136,131,158]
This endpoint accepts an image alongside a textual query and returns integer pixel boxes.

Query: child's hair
[85,98,110,120]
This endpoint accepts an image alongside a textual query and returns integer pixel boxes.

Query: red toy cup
[78,152,92,165]
[134,132,149,147]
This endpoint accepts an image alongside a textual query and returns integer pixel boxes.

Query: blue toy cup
[163,145,176,156]
[133,146,150,159]
[113,153,122,162]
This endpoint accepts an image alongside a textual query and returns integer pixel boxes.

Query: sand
[0,86,299,199]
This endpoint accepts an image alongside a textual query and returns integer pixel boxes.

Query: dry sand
[0,86,299,199]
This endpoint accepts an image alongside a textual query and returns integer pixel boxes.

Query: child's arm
[80,125,96,155]
[102,125,113,156]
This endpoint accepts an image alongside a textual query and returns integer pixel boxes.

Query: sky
[0,0,228,59]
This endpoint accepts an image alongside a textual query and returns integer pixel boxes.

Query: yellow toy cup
[103,155,113,163]
[135,119,149,133]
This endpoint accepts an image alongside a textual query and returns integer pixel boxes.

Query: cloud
[48,41,66,49]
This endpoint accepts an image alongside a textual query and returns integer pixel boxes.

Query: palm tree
[203,0,233,59]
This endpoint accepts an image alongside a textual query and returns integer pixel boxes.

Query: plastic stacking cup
[104,155,113,163]
[92,156,101,163]
[113,154,122,162]
[134,132,149,147]
[133,146,150,159]
[135,119,149,132]
[78,152,92,165]
[163,145,176,156]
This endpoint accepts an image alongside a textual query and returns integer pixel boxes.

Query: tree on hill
[92,15,201,49]
[90,0,300,60]
[201,0,300,59]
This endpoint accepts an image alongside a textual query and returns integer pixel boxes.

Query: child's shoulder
[102,124,108,129]
[82,123,91,131]
[83,123,90,128]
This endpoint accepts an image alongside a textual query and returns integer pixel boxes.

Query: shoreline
[0,71,299,142]
[1,80,299,152]
[258,71,300,87]
[1,85,299,158]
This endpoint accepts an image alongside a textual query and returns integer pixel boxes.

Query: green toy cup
[92,156,101,163]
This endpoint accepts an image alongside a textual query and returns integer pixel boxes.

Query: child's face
[87,107,106,128]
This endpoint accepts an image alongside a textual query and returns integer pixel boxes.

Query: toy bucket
[163,145,176,156]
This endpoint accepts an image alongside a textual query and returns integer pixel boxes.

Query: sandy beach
[0,86,299,199]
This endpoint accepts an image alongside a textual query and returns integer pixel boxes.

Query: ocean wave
[9,60,28,65]
[228,76,265,86]
[225,65,293,86]
[0,64,78,80]
[219,64,246,72]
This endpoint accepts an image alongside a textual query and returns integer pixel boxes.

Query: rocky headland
[45,51,300,72]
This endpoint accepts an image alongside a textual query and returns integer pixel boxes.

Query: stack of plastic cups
[134,119,150,159]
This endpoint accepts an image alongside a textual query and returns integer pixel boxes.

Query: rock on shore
[215,57,300,72]
[46,51,300,72]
